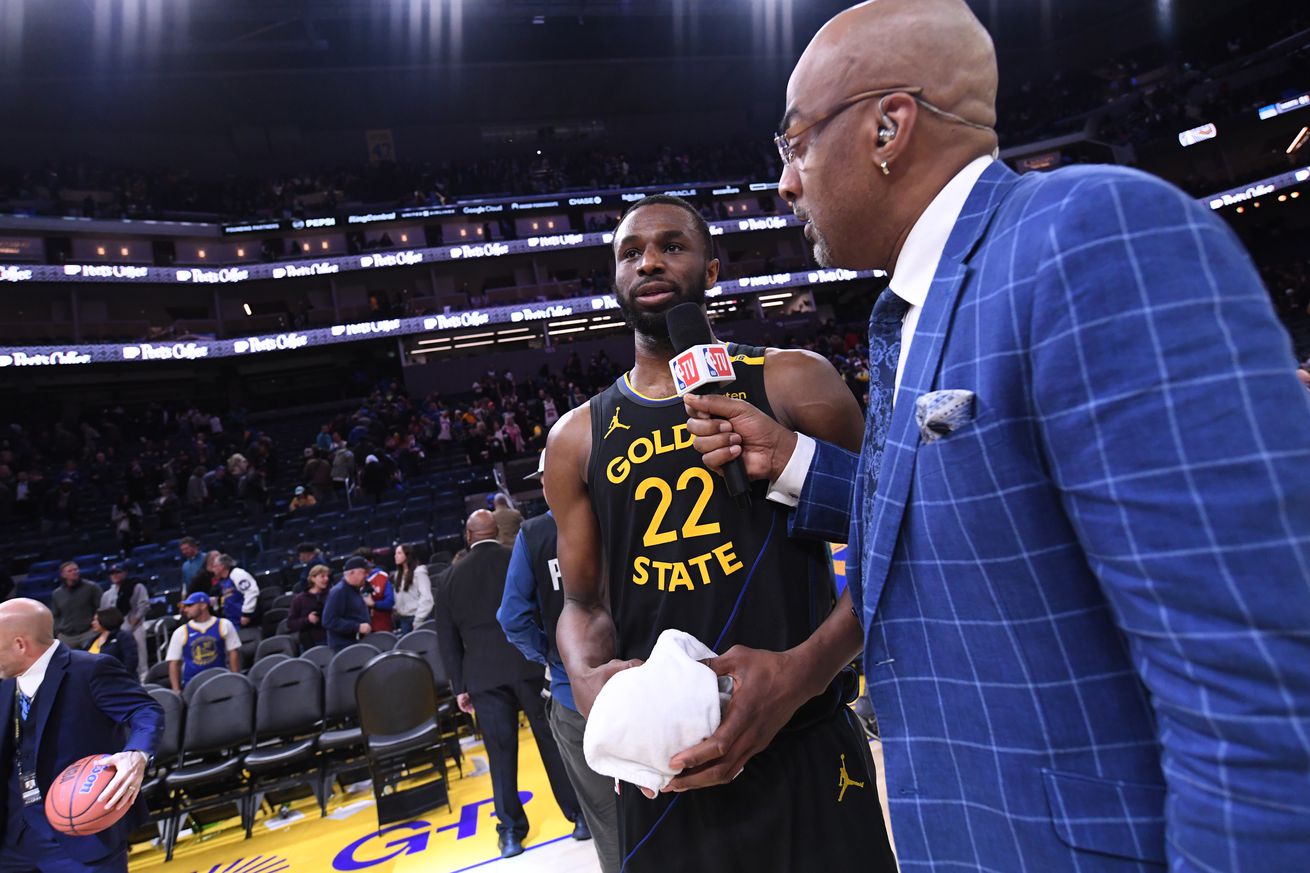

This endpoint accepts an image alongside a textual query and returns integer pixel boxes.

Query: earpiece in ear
[876,95,898,145]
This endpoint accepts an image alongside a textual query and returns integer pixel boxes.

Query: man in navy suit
[682,0,1310,869]
[0,598,162,872]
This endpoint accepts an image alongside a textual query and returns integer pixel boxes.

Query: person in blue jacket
[322,557,373,651]
[1,598,162,872]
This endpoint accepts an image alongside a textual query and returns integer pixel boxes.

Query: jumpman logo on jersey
[604,407,632,439]
[837,754,865,802]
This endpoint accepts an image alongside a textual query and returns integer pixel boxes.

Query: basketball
[44,755,128,836]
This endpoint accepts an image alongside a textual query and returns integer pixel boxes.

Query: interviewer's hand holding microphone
[655,305,820,793]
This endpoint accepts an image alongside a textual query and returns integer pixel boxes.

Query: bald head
[778,0,1000,273]
[465,510,499,545]
[789,0,997,134]
[0,599,55,679]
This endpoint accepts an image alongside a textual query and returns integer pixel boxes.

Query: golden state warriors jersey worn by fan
[587,344,833,661]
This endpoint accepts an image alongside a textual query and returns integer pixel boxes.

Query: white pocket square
[915,389,976,443]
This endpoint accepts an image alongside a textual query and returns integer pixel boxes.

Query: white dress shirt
[16,640,61,701]
[767,155,994,507]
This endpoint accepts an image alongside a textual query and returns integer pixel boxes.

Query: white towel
[583,629,731,794]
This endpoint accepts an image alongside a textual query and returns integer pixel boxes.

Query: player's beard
[616,278,707,343]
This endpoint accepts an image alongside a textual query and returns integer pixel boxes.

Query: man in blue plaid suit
[683,0,1310,870]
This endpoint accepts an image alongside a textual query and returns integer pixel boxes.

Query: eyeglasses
[774,86,992,168]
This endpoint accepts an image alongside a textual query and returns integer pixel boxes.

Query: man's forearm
[168,661,181,692]
[557,599,618,677]
[787,589,863,699]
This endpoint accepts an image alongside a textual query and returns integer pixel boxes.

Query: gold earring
[879,161,890,177]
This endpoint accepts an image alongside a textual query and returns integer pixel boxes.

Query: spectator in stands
[315,424,334,454]
[323,556,373,651]
[331,445,356,496]
[51,561,99,648]
[187,550,225,600]
[287,564,330,650]
[392,544,433,635]
[165,592,241,691]
[41,479,78,533]
[178,537,205,591]
[109,493,142,551]
[185,465,208,510]
[352,548,394,632]
[84,607,139,671]
[213,553,259,628]
[155,483,182,531]
[359,454,390,503]
[101,563,149,679]
[238,466,268,518]
[290,543,325,594]
[288,485,316,513]
[303,449,334,504]
[491,494,523,548]
[206,466,236,507]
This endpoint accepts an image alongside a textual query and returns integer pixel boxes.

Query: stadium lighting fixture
[1288,127,1309,155]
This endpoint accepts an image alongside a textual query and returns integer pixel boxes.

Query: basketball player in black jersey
[544,195,897,872]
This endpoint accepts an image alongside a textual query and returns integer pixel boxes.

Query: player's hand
[99,750,148,811]
[664,646,810,792]
[572,658,644,720]
[358,623,372,635]
[683,394,798,483]
[457,692,475,714]
[239,615,250,627]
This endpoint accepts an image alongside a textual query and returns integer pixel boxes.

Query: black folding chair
[356,650,450,828]
[243,659,326,829]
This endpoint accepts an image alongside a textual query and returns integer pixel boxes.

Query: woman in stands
[85,606,139,670]
[287,564,331,650]
[392,544,433,635]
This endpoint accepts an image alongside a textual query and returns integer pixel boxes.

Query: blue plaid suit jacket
[792,161,1310,871]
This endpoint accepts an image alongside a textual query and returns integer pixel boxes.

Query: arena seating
[132,642,467,859]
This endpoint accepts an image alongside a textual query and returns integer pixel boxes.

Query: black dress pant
[472,677,581,838]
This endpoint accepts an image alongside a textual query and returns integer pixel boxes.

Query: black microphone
[666,302,752,508]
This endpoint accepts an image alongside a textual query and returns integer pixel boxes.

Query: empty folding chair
[181,668,231,705]
[161,672,255,860]
[300,646,334,671]
[356,651,450,828]
[128,688,184,846]
[315,644,375,802]
[243,658,326,828]
[364,630,397,651]
[396,629,462,773]
[247,653,291,688]
[237,626,263,672]
[254,631,296,662]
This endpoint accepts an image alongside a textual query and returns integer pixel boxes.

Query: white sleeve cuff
[765,433,816,508]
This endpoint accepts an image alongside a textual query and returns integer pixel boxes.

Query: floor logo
[333,792,533,870]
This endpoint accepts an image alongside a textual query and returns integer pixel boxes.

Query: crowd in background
[1,5,1305,226]
[0,406,274,540]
